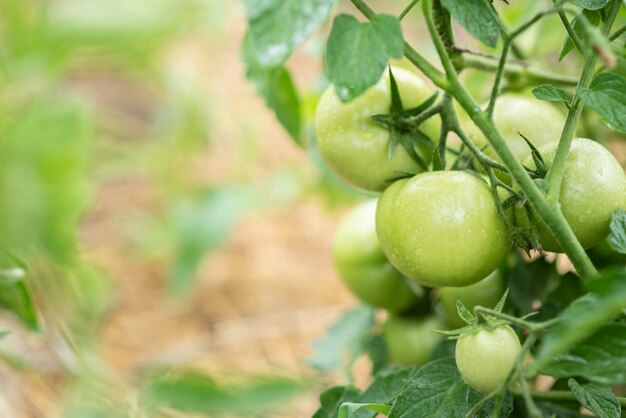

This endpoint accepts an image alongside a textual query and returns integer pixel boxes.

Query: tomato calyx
[369,68,442,172]
[434,289,513,339]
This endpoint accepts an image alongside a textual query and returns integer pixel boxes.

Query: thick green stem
[462,56,578,86]
[546,0,622,204]
[421,0,598,278]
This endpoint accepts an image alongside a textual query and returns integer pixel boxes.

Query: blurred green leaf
[244,0,335,68]
[350,366,415,418]
[577,72,626,132]
[338,402,391,418]
[313,386,361,418]
[559,9,601,61]
[0,100,91,264]
[440,0,499,48]
[308,305,376,373]
[0,255,39,331]
[169,186,256,294]
[325,14,404,102]
[146,371,303,416]
[570,0,612,10]
[532,84,570,103]
[540,324,626,384]
[568,378,621,418]
[608,208,626,254]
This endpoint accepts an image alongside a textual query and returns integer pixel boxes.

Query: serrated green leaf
[535,289,626,375]
[608,208,626,254]
[338,403,391,418]
[532,84,570,103]
[325,14,404,102]
[440,0,499,48]
[570,0,611,10]
[387,358,511,418]
[244,0,335,68]
[313,386,361,418]
[308,305,376,372]
[568,379,621,418]
[577,72,626,132]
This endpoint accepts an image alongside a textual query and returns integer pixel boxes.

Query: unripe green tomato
[315,67,440,192]
[333,200,420,313]
[455,325,521,393]
[465,94,566,177]
[516,138,626,252]
[376,171,510,287]
[439,270,505,328]
[382,314,445,367]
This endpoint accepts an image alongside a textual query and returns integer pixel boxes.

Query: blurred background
[0,0,624,417]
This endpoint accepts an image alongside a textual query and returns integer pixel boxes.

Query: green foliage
[440,0,499,48]
[325,14,404,102]
[145,371,303,416]
[568,378,621,418]
[308,305,376,374]
[571,0,613,10]
[532,84,570,103]
[577,72,626,132]
[0,253,38,330]
[608,208,626,253]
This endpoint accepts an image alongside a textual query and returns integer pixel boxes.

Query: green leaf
[325,14,404,102]
[608,208,626,254]
[243,36,303,144]
[559,10,601,60]
[169,186,255,294]
[0,254,38,331]
[338,403,391,418]
[532,84,570,103]
[568,379,621,418]
[440,0,499,48]
[456,298,477,325]
[350,366,415,418]
[388,358,510,418]
[577,72,626,132]
[570,0,611,10]
[244,0,335,68]
[537,401,588,418]
[364,334,389,376]
[313,386,361,418]
[535,287,626,370]
[308,305,376,372]
[145,371,303,416]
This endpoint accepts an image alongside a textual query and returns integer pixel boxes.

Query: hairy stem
[462,56,578,86]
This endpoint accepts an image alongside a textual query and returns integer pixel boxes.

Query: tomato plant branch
[609,24,626,41]
[461,56,579,87]
[399,0,421,20]
[545,0,622,206]
[552,0,585,55]
[421,0,598,278]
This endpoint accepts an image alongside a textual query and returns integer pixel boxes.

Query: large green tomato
[465,94,566,167]
[517,138,626,252]
[438,270,505,328]
[315,67,440,192]
[382,314,445,367]
[333,200,420,313]
[376,171,510,287]
[455,325,521,393]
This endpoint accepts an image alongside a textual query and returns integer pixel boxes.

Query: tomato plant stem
[399,0,421,20]
[546,0,622,205]
[552,0,585,54]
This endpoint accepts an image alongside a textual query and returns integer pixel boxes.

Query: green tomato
[333,200,420,312]
[382,314,445,367]
[439,270,505,328]
[455,325,521,393]
[376,171,510,287]
[315,67,440,191]
[465,94,566,174]
[516,138,626,252]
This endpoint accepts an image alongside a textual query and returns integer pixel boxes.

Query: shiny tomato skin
[376,171,510,287]
[315,67,440,192]
[333,200,420,312]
